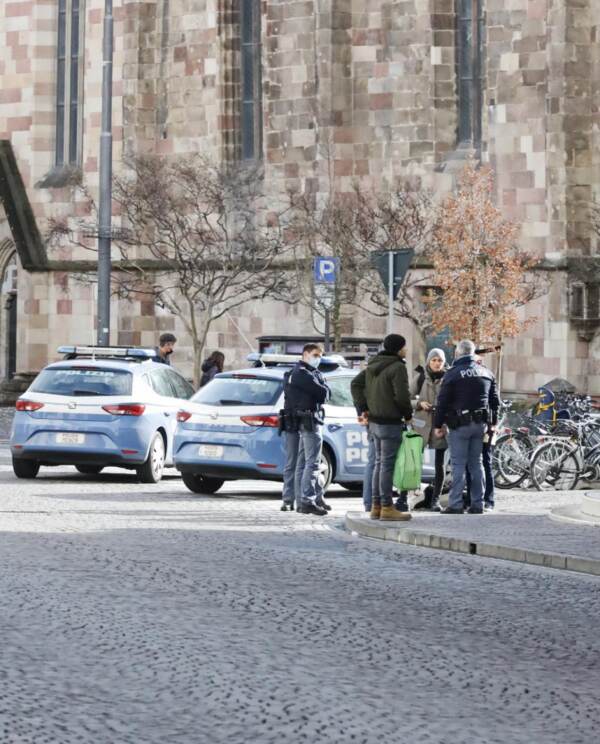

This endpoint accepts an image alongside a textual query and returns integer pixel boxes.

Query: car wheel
[181,473,225,495]
[137,433,166,484]
[319,447,334,492]
[12,457,40,479]
[76,465,104,475]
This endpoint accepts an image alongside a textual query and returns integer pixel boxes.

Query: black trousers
[432,448,446,498]
[397,447,446,508]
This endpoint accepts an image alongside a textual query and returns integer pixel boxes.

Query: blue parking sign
[313,257,339,284]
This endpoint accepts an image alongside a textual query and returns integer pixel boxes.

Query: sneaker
[380,505,412,521]
[484,504,494,513]
[443,507,464,514]
[316,498,332,512]
[280,504,289,512]
[468,507,483,515]
[298,502,328,516]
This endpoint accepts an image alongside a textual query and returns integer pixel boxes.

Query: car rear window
[192,376,282,406]
[327,377,355,407]
[30,367,133,397]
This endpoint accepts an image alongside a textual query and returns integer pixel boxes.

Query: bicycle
[494,396,600,489]
[529,415,600,491]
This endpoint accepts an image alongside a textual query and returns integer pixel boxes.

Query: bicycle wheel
[494,433,532,489]
[581,443,600,483]
[530,440,580,491]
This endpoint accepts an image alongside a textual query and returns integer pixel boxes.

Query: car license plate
[198,444,224,458]
[56,432,85,445]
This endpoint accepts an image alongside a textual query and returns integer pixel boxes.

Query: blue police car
[173,354,364,494]
[10,346,195,482]
[173,353,437,495]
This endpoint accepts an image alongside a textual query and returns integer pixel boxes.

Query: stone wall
[0,0,598,392]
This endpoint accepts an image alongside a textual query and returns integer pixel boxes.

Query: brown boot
[370,502,381,520]
[380,505,412,521]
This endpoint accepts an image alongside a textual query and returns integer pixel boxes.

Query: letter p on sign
[314,257,339,284]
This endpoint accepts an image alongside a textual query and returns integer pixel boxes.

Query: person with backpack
[410,348,448,512]
[351,334,413,521]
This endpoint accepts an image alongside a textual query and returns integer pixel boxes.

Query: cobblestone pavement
[1,447,600,743]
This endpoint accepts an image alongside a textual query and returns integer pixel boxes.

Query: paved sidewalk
[346,491,600,577]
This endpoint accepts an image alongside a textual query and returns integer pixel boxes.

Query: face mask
[308,356,321,369]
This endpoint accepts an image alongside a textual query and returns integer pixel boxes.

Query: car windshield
[192,376,282,406]
[30,367,133,397]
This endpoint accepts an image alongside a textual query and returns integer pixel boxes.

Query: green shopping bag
[393,431,424,491]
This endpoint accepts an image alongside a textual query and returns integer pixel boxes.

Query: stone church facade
[0,0,599,394]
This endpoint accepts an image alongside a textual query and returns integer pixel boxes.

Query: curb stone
[345,512,600,578]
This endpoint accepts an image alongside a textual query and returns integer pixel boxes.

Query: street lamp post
[97,0,113,346]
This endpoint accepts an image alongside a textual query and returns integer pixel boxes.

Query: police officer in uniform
[433,339,499,514]
[279,344,331,516]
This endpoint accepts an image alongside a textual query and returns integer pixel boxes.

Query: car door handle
[164,411,170,417]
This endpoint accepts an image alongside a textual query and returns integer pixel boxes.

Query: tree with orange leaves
[427,163,543,348]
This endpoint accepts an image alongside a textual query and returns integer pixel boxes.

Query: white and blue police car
[173,353,436,495]
[10,346,195,482]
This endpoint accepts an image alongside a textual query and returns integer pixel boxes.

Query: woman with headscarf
[410,348,448,511]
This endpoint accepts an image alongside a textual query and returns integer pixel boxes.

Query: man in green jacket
[351,334,412,521]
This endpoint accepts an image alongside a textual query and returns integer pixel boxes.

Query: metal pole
[324,309,331,352]
[387,250,394,335]
[97,0,113,346]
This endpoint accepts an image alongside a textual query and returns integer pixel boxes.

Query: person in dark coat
[200,351,225,387]
[351,334,413,522]
[280,344,331,516]
[155,333,177,365]
[433,339,500,514]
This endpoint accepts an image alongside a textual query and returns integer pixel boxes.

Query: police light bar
[247,353,299,365]
[58,346,158,359]
[247,352,349,368]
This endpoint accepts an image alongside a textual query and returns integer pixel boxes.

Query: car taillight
[16,400,44,412]
[102,404,146,416]
[240,414,279,428]
[177,410,192,422]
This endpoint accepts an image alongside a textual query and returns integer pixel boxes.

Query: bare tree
[288,183,433,349]
[50,155,293,385]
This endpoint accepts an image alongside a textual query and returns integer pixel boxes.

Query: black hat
[383,334,406,354]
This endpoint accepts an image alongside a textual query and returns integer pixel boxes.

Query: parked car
[10,346,195,482]
[173,354,436,495]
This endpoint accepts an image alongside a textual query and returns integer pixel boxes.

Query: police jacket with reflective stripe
[433,355,500,428]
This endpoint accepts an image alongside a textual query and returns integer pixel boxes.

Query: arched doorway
[0,250,17,380]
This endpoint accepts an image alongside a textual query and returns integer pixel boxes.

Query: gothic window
[457,0,484,147]
[240,0,263,160]
[55,0,84,166]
